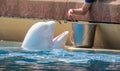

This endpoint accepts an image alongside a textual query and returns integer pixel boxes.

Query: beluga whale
[21,21,69,51]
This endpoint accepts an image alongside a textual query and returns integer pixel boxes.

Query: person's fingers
[70,15,75,21]
[67,14,75,21]
[67,9,73,16]
[67,9,73,19]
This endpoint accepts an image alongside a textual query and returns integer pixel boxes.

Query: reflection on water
[0,41,120,71]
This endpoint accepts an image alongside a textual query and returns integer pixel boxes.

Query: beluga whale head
[21,21,69,51]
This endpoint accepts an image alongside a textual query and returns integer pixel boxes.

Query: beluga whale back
[22,21,69,51]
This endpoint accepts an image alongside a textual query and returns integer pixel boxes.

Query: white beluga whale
[22,21,69,51]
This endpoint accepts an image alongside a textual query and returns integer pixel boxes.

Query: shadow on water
[0,41,120,71]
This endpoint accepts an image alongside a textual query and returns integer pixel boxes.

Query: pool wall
[0,17,120,49]
[0,17,72,45]
[0,0,119,23]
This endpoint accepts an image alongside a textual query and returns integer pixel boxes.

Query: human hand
[67,9,74,20]
[67,9,76,21]
[68,9,73,16]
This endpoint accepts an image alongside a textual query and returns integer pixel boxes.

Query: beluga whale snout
[22,21,69,51]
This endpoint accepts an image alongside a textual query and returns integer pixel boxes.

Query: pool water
[0,41,120,71]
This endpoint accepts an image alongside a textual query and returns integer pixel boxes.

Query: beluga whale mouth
[21,21,69,51]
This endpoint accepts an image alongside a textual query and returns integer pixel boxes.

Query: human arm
[68,2,92,15]
[68,0,94,19]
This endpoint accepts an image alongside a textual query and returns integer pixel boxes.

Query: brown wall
[90,0,120,23]
[0,0,120,23]
[0,0,81,19]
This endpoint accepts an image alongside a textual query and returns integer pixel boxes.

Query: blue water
[0,42,120,71]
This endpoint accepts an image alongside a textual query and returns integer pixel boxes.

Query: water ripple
[0,47,120,71]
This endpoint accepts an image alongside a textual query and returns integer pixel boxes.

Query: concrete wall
[0,17,120,49]
[90,0,120,23]
[0,17,72,45]
[94,24,120,49]
[0,0,120,23]
[0,0,79,19]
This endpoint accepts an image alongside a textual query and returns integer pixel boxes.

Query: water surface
[0,41,120,71]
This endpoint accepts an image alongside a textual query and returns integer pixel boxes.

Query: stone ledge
[89,0,120,23]
[0,0,119,23]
